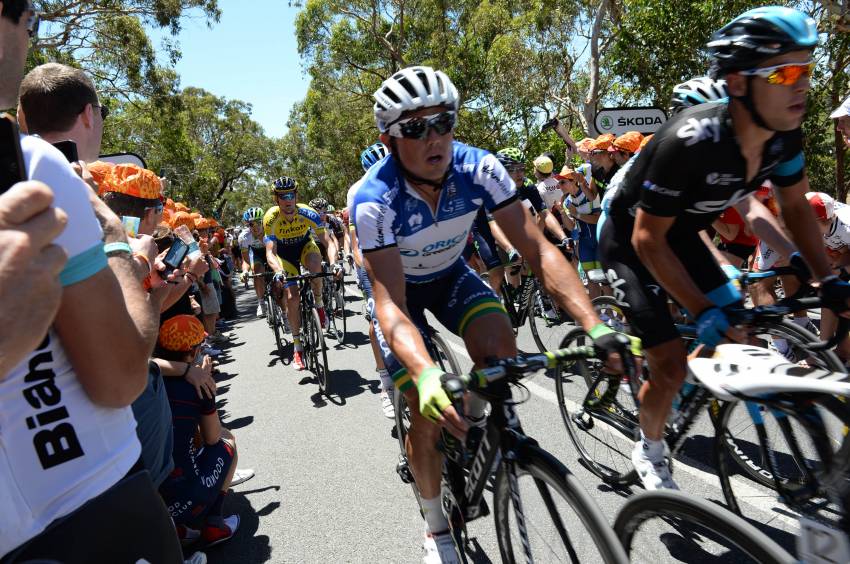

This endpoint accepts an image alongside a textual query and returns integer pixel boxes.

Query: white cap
[830,93,850,119]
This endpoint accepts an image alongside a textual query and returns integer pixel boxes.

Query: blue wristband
[103,242,132,256]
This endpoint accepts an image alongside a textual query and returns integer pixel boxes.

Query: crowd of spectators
[0,3,251,562]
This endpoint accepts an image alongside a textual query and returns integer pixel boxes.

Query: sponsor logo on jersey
[408,212,423,230]
[405,197,418,212]
[642,181,682,197]
[676,116,721,147]
[398,231,468,258]
[705,172,743,186]
[685,188,749,214]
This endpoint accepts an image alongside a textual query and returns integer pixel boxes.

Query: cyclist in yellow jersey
[264,176,329,370]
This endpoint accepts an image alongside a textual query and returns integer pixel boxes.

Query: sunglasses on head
[276,191,297,201]
[740,61,814,86]
[145,202,164,214]
[387,111,456,140]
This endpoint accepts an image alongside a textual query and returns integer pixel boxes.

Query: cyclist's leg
[275,249,301,344]
[474,228,505,296]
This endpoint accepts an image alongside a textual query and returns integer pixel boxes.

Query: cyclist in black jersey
[599,6,850,490]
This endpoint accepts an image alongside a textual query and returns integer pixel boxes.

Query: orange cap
[575,138,594,153]
[194,216,211,230]
[105,164,163,200]
[170,211,194,231]
[159,315,207,352]
[88,161,116,195]
[611,131,644,154]
[165,198,175,210]
[174,202,190,212]
[590,134,616,152]
[638,134,653,151]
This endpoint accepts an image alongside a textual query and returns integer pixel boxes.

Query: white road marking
[443,333,800,529]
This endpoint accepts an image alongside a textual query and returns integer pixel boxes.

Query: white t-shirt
[0,136,141,557]
[823,203,850,251]
[536,177,561,210]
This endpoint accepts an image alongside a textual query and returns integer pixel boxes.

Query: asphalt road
[203,278,814,564]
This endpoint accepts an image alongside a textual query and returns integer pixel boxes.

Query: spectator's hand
[185,253,209,279]
[78,170,126,244]
[189,295,202,315]
[567,203,578,217]
[72,161,98,194]
[0,182,69,375]
[186,356,216,400]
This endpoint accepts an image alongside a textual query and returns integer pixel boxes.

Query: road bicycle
[399,346,630,563]
[250,272,288,356]
[500,268,573,354]
[284,271,335,394]
[557,290,844,501]
[321,261,347,344]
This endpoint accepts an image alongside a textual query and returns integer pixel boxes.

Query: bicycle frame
[502,275,537,329]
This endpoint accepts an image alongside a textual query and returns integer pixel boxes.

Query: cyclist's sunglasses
[740,61,814,86]
[275,191,297,201]
[507,165,526,173]
[246,221,256,227]
[387,111,456,140]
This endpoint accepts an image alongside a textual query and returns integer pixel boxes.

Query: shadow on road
[205,485,280,564]
[224,415,255,430]
[332,330,370,350]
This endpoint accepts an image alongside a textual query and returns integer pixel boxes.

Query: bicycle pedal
[396,456,415,484]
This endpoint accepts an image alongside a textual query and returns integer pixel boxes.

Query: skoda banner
[594,107,667,136]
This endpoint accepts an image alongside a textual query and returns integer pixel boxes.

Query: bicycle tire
[493,442,629,564]
[555,327,639,485]
[335,280,347,343]
[429,331,462,375]
[614,490,795,563]
[528,286,573,354]
[311,308,330,393]
[265,291,275,329]
[715,394,850,530]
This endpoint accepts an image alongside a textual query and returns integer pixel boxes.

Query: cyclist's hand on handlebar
[239,271,248,283]
[588,323,631,373]
[416,367,468,437]
[694,306,746,346]
[507,248,521,264]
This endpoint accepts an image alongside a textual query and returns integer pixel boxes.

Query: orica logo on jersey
[676,116,721,147]
[399,231,468,257]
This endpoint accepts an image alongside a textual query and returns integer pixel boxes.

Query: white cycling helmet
[669,77,728,116]
[373,65,460,132]
[805,192,836,221]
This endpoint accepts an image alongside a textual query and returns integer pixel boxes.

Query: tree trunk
[583,0,610,137]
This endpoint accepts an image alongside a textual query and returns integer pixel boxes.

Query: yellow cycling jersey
[263,203,326,246]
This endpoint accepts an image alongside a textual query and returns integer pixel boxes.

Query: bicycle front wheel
[614,490,794,563]
[310,308,330,393]
[555,327,639,485]
[429,331,462,375]
[494,443,629,564]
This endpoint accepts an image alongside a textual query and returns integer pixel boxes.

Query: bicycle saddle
[688,344,850,402]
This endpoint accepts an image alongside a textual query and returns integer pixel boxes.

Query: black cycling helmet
[309,197,328,210]
[272,176,297,193]
[706,6,817,131]
[707,6,818,76]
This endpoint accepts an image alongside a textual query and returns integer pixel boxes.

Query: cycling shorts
[273,238,321,286]
[717,242,756,265]
[574,221,600,271]
[463,229,502,271]
[598,219,738,349]
[375,260,507,392]
[159,440,234,525]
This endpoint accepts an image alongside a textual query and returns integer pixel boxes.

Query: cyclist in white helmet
[239,207,268,317]
[352,65,629,563]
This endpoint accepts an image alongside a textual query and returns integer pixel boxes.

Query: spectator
[712,206,758,268]
[532,154,559,210]
[17,62,106,162]
[587,134,619,195]
[831,92,850,149]
[0,1,181,561]
[608,131,644,167]
[156,315,241,546]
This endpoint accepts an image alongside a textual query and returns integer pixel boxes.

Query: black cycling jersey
[326,214,345,241]
[606,102,805,237]
[518,178,545,214]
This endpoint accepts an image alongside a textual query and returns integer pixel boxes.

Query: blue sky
[150,0,310,139]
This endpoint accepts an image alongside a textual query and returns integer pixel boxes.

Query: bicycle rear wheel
[555,327,639,485]
[334,279,347,343]
[614,490,794,563]
[493,443,629,563]
[528,286,573,354]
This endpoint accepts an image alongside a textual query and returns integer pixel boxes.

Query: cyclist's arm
[487,216,513,252]
[775,179,831,280]
[632,210,713,315]
[711,218,740,241]
[734,195,795,258]
[265,239,283,274]
[240,248,251,272]
[699,230,734,267]
[493,200,599,330]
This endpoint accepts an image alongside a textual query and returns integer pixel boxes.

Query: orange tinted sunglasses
[740,61,814,86]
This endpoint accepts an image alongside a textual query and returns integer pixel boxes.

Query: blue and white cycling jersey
[352,142,517,283]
